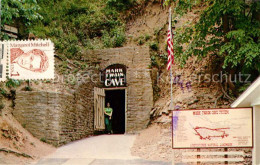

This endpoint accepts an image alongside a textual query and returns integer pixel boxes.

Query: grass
[30,0,130,62]
[40,137,47,143]
[22,123,26,128]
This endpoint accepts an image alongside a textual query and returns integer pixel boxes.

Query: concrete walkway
[34,135,171,165]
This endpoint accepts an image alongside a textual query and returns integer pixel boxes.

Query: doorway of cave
[105,89,126,134]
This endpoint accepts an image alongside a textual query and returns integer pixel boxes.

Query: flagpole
[170,58,173,110]
[169,7,174,110]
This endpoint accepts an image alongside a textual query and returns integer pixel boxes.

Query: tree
[165,0,260,94]
[1,0,42,39]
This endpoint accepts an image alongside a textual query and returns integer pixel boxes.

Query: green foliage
[102,27,126,48]
[22,123,26,128]
[40,137,47,143]
[5,79,20,88]
[221,29,260,71]
[0,88,8,97]
[135,36,145,45]
[166,0,259,77]
[144,34,151,41]
[23,86,33,91]
[238,83,251,93]
[29,0,127,61]
[106,0,136,11]
[138,38,144,45]
[151,55,157,66]
[0,0,42,39]
[150,52,168,68]
[150,42,159,51]
[1,0,42,26]
[135,34,151,45]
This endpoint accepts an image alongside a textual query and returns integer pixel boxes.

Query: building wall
[13,46,153,145]
[14,91,67,146]
[84,46,153,133]
[253,105,260,165]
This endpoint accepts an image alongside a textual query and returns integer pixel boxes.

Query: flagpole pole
[170,58,173,109]
[169,7,174,110]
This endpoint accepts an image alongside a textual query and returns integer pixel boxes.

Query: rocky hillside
[129,1,254,163]
[0,101,55,164]
[0,0,258,164]
[124,1,232,113]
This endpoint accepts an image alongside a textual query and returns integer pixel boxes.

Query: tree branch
[221,83,235,101]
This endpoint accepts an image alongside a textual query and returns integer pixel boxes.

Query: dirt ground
[131,121,173,162]
[0,104,55,165]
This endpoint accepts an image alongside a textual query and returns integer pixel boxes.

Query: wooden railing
[173,149,245,164]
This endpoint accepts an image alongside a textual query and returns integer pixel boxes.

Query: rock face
[13,46,153,145]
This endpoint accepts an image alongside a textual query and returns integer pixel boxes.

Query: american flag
[167,9,174,71]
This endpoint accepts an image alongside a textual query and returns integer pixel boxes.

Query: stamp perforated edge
[7,39,55,80]
[0,41,8,82]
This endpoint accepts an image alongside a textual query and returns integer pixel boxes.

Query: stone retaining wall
[14,90,94,146]
[13,46,153,145]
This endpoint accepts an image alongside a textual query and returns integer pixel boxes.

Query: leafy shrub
[167,0,260,81]
[106,0,136,11]
[102,27,126,48]
[144,34,151,41]
[151,52,168,68]
[138,39,144,45]
[0,88,7,97]
[5,79,20,88]
[151,55,157,67]
[23,86,32,91]
[150,42,159,51]
[40,137,47,143]
[112,27,126,47]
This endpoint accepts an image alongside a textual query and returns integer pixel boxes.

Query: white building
[231,76,260,165]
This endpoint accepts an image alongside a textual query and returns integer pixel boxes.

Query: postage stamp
[0,41,8,81]
[8,40,54,80]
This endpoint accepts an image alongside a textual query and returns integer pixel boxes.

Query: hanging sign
[172,108,253,149]
[102,64,126,87]
[3,25,18,38]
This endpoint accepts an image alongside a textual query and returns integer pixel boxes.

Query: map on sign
[193,126,230,140]
[172,108,253,149]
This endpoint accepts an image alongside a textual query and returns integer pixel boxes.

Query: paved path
[34,135,171,165]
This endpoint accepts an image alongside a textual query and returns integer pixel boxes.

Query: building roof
[231,76,260,107]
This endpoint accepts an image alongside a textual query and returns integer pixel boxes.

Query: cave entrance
[105,89,126,134]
